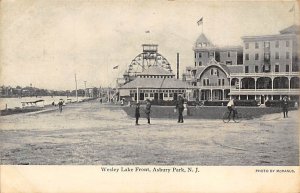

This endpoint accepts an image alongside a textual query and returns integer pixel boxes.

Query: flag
[145,30,150,33]
[289,5,295,12]
[113,65,119,69]
[197,17,203,25]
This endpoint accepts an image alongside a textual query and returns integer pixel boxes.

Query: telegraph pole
[84,81,87,97]
[75,73,78,102]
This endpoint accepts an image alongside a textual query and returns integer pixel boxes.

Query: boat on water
[21,99,45,109]
[1,100,46,116]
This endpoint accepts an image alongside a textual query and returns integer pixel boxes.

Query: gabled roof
[280,25,300,34]
[138,66,173,76]
[195,58,231,79]
[120,77,192,89]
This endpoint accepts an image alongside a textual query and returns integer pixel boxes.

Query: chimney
[177,53,179,79]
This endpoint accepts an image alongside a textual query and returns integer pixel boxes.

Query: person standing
[135,102,140,125]
[282,96,289,118]
[145,99,151,124]
[176,95,184,123]
[58,100,63,113]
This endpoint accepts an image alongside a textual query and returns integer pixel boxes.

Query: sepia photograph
[0,0,299,192]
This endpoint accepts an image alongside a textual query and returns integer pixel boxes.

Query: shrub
[203,101,228,106]
[234,100,259,106]
[150,100,177,106]
[265,100,296,107]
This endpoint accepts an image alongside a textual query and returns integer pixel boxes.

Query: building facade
[119,66,192,101]
[184,25,300,103]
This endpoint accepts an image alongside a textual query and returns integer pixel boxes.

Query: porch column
[288,77,291,91]
[210,89,213,101]
[238,78,241,91]
[222,89,225,100]
[271,77,274,91]
[254,78,257,91]
[136,87,139,103]
[199,89,201,100]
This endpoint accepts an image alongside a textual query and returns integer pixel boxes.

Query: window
[207,79,210,85]
[210,69,214,75]
[245,43,249,49]
[275,41,279,48]
[145,93,148,97]
[150,93,154,97]
[227,52,231,57]
[255,42,259,49]
[275,52,279,59]
[275,65,279,72]
[164,93,168,97]
[245,54,249,60]
[169,93,173,97]
[222,79,225,86]
[194,53,196,58]
[199,61,202,66]
[264,42,270,48]
[203,79,206,86]
[286,52,290,59]
[218,79,221,86]
[264,53,270,60]
[255,53,259,60]
[245,66,249,73]
[199,53,202,58]
[286,40,290,47]
[226,61,232,65]
[286,65,289,72]
[195,62,196,66]
[255,65,259,73]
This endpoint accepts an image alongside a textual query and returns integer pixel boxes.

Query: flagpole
[294,2,296,25]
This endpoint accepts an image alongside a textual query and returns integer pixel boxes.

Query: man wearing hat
[176,95,185,123]
[145,99,151,124]
[135,102,140,125]
[282,96,289,118]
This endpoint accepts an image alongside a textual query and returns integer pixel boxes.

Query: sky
[0,0,298,90]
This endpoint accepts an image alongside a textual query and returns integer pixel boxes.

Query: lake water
[0,96,89,110]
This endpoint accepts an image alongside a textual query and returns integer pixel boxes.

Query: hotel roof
[242,25,299,41]
[280,25,300,34]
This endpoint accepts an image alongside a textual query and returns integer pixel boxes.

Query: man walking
[58,100,64,113]
[282,96,289,118]
[135,102,140,125]
[145,99,151,124]
[176,95,184,123]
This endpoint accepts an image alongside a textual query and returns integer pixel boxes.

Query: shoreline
[0,98,97,116]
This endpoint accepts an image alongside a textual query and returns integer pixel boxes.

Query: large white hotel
[183,25,300,104]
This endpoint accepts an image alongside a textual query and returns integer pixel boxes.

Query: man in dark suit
[135,102,140,125]
[176,95,184,123]
[145,99,151,124]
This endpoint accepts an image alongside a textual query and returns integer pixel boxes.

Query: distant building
[119,66,192,101]
[183,25,300,103]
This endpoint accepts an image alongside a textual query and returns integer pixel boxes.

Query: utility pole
[84,81,87,97]
[75,74,78,102]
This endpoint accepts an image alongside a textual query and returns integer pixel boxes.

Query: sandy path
[0,101,298,165]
